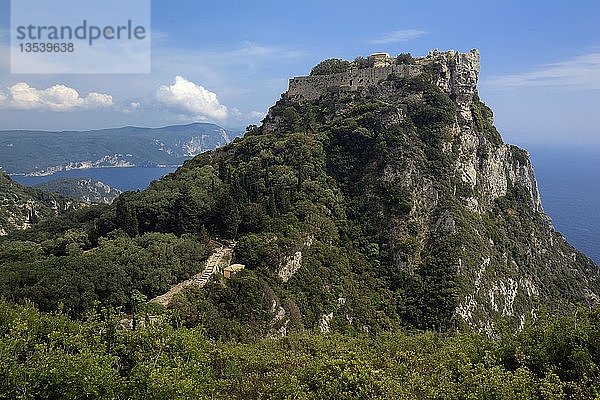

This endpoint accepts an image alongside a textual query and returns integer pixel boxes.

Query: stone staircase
[150,245,232,306]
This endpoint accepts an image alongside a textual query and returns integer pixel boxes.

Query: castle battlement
[284,49,480,103]
[287,64,422,101]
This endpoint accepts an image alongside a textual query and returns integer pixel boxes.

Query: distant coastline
[8,163,182,177]
[0,122,240,176]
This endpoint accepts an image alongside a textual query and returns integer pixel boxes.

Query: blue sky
[0,0,599,148]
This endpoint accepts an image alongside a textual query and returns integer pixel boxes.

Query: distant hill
[34,177,122,204]
[0,172,80,235]
[0,123,243,175]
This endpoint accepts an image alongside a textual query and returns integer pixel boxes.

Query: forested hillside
[1,50,597,338]
[1,50,599,398]
[0,172,80,235]
[34,177,122,204]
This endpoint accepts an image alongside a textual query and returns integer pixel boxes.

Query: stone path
[149,245,232,306]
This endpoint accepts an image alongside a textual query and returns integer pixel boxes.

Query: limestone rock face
[453,119,544,215]
[426,49,480,123]
[278,251,303,282]
[0,172,81,235]
[33,177,122,204]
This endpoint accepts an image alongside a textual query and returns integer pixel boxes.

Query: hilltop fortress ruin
[284,49,481,118]
[286,54,416,101]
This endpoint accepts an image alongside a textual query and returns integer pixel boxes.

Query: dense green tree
[354,56,375,68]
[310,58,351,76]
[115,195,139,237]
[395,52,414,65]
[175,186,200,235]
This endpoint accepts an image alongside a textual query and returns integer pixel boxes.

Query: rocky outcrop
[319,312,334,334]
[262,49,599,331]
[278,251,303,282]
[284,49,480,118]
[106,49,598,336]
[0,172,81,235]
[425,49,480,123]
[34,178,122,204]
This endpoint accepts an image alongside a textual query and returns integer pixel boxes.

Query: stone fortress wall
[285,50,480,103]
[286,53,423,101]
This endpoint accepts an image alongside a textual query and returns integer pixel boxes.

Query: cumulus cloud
[484,53,600,89]
[371,29,427,44]
[156,76,228,120]
[0,82,113,111]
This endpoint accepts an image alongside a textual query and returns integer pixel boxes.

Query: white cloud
[122,101,141,113]
[0,82,113,111]
[371,29,427,44]
[484,53,600,89]
[156,76,228,121]
[248,110,265,120]
[229,107,265,120]
[226,41,304,59]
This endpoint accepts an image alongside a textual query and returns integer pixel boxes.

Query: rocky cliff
[0,172,80,235]
[34,177,122,204]
[252,49,598,333]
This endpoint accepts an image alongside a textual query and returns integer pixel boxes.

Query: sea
[527,145,600,264]
[12,166,178,192]
[10,146,600,264]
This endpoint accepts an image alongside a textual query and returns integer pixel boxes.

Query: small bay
[12,166,178,192]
